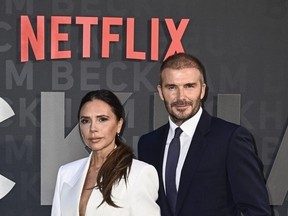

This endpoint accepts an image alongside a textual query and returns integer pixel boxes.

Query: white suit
[51,153,160,216]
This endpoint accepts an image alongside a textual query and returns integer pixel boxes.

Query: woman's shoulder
[131,159,155,169]
[129,159,158,179]
[59,157,89,172]
[126,159,159,191]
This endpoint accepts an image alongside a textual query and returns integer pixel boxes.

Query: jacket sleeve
[51,166,63,216]
[129,163,161,216]
[227,126,272,215]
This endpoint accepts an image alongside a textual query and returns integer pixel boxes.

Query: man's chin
[171,113,191,122]
[173,108,191,116]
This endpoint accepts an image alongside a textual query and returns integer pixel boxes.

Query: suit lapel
[154,124,169,175]
[152,124,173,216]
[176,110,211,216]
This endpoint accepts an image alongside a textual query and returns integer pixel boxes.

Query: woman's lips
[88,137,101,143]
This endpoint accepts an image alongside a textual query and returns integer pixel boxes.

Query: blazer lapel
[175,110,211,216]
[61,155,91,216]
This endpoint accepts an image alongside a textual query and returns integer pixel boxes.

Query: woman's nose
[89,121,97,132]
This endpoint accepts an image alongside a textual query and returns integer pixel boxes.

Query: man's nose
[177,87,185,99]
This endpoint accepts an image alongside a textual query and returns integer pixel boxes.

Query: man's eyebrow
[184,82,197,85]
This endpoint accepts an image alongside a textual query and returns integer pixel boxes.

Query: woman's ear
[117,118,124,134]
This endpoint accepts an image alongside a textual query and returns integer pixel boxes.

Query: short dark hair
[160,52,206,85]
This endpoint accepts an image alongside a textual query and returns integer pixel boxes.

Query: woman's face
[79,99,123,155]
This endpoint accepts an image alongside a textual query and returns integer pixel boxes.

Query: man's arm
[227,126,272,215]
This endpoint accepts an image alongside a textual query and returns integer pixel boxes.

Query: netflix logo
[20,16,190,62]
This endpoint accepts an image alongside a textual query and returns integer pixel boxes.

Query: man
[138,53,272,216]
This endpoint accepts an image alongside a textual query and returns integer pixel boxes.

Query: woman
[51,90,160,216]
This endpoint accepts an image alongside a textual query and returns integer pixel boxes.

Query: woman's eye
[98,117,108,122]
[80,119,89,124]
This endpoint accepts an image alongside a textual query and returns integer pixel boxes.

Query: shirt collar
[168,107,202,138]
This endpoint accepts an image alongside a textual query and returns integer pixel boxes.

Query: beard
[164,98,202,125]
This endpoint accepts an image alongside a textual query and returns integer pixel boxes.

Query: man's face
[157,67,206,126]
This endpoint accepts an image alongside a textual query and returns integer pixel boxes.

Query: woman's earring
[116,132,126,143]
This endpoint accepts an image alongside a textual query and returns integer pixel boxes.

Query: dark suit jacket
[138,110,271,216]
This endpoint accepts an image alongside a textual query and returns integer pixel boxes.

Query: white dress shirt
[163,107,202,191]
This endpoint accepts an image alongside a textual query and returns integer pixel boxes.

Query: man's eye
[185,84,196,88]
[167,86,176,90]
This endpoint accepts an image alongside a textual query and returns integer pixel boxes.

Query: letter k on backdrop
[0,97,16,199]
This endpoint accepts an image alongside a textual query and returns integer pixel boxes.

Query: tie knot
[174,127,183,138]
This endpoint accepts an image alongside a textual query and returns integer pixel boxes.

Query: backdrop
[0,0,288,215]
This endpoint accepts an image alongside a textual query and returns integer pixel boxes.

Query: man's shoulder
[208,113,252,137]
[140,123,169,138]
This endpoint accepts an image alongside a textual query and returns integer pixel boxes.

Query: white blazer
[51,154,160,216]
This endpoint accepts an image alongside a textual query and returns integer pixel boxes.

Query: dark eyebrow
[96,115,109,118]
[79,116,90,119]
[164,83,177,87]
[184,82,197,86]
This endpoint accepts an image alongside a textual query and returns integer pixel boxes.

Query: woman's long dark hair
[78,89,135,207]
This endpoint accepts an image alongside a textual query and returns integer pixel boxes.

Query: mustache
[171,100,193,107]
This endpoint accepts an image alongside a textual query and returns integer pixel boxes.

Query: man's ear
[157,85,164,101]
[200,83,206,100]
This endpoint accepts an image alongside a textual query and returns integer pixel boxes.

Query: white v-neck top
[51,154,160,216]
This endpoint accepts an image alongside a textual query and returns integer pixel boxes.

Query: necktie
[165,127,183,214]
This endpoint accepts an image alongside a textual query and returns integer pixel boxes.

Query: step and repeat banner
[0,0,287,215]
